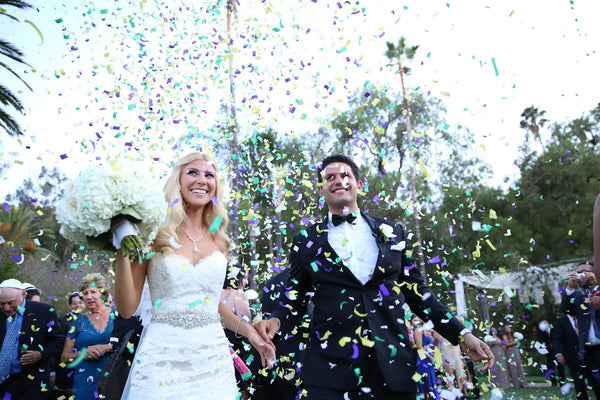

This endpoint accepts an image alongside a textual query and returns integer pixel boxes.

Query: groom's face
[318,162,363,213]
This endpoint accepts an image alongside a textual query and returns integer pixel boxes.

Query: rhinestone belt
[151,311,221,328]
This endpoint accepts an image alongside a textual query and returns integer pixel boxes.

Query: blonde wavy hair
[79,273,110,303]
[153,151,231,255]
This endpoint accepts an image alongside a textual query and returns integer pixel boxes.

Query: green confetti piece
[188,299,203,308]
[310,262,319,272]
[153,299,162,309]
[209,216,223,233]
[67,348,87,368]
[491,57,499,76]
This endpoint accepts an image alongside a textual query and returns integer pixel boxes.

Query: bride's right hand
[247,326,276,368]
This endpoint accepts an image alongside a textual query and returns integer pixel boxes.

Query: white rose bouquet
[56,160,167,260]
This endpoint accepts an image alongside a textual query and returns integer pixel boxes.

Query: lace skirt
[122,315,238,399]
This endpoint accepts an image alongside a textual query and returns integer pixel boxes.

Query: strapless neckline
[168,251,225,267]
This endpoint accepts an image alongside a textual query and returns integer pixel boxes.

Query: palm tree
[385,38,427,276]
[1,0,33,137]
[519,105,548,151]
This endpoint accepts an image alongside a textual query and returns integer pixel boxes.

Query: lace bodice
[147,251,227,315]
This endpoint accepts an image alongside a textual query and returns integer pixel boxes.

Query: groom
[256,154,494,399]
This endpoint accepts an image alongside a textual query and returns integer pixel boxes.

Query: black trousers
[0,373,51,400]
[582,345,600,399]
[302,355,416,400]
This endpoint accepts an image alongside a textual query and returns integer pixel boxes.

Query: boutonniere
[378,223,397,242]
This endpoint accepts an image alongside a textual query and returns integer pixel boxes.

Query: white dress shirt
[327,212,379,285]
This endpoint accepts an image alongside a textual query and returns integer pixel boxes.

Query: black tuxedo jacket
[552,315,579,369]
[0,300,65,397]
[271,214,464,392]
[563,289,600,358]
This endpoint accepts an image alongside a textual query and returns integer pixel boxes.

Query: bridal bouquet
[56,160,167,260]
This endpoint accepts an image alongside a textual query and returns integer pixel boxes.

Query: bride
[112,151,275,399]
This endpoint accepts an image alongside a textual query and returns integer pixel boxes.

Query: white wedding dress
[122,251,238,399]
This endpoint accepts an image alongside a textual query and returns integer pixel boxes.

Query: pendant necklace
[182,228,206,253]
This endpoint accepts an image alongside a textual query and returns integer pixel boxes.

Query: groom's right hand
[254,318,280,343]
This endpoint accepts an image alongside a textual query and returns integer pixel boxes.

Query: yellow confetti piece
[412,372,422,382]
[354,304,367,317]
[418,158,428,178]
[359,335,375,348]
[485,239,497,251]
[24,19,44,44]
[338,337,351,347]
[489,209,497,219]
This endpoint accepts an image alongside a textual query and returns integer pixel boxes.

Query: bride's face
[179,159,217,210]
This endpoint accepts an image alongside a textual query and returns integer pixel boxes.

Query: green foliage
[0,0,33,137]
[512,110,600,264]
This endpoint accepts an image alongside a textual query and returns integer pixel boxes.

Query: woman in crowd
[51,292,86,399]
[112,151,275,399]
[221,266,263,397]
[412,316,441,400]
[486,325,511,389]
[61,274,115,400]
[503,324,529,388]
[434,330,467,396]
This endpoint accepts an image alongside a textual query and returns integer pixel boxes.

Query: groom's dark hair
[318,154,360,182]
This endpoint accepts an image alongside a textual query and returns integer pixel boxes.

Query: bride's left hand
[247,327,277,368]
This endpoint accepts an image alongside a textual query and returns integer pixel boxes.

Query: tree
[4,166,67,207]
[511,105,600,264]
[0,0,33,136]
[0,203,57,267]
[519,106,549,153]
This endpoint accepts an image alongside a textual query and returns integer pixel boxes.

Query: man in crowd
[255,154,494,400]
[537,319,565,386]
[0,279,65,399]
[554,303,588,399]
[563,261,600,399]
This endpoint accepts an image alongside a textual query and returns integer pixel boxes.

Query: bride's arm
[114,252,148,319]
[218,302,276,367]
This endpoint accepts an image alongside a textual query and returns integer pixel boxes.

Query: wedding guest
[112,151,275,399]
[51,292,85,399]
[434,329,467,395]
[260,267,311,400]
[61,274,115,400]
[486,326,510,389]
[503,325,529,388]
[23,283,42,302]
[221,265,262,397]
[562,261,600,398]
[255,154,493,399]
[594,193,600,281]
[537,319,565,386]
[553,309,589,400]
[412,316,440,400]
[0,279,65,400]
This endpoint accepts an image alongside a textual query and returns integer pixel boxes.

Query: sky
[1,0,599,199]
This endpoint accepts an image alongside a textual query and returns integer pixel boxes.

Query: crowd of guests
[2,261,598,400]
[0,276,117,400]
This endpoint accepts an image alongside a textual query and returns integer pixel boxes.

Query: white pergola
[454,258,588,317]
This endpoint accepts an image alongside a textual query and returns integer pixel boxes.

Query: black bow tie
[331,213,357,226]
